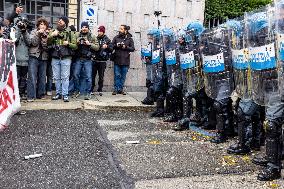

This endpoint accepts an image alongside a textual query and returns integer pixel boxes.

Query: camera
[78,37,86,45]
[40,31,48,39]
[57,33,65,39]
[16,17,33,31]
[117,42,124,47]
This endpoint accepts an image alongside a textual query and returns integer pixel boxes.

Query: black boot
[227,143,250,155]
[173,118,189,131]
[172,93,192,130]
[164,114,178,122]
[251,108,263,151]
[201,98,216,130]
[210,100,230,144]
[227,110,252,155]
[257,120,282,181]
[210,132,227,144]
[142,86,154,105]
[257,165,281,181]
[150,96,164,117]
[252,155,268,166]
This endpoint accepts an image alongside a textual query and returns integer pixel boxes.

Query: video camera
[16,17,33,31]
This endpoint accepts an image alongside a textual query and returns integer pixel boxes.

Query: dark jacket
[95,35,113,62]
[47,28,78,59]
[75,31,99,59]
[28,29,49,60]
[112,33,135,66]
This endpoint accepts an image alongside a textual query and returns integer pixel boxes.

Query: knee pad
[213,101,223,113]
[266,120,282,139]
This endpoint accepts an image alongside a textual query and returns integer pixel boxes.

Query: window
[117,0,123,12]
[126,12,132,26]
[1,0,69,27]
[107,10,114,26]
[144,14,150,27]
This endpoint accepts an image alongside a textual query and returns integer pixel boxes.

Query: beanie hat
[59,16,69,26]
[81,21,89,29]
[98,26,105,33]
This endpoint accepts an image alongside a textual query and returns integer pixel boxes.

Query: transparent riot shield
[200,26,234,100]
[246,6,279,105]
[226,18,251,100]
[162,28,182,88]
[148,28,164,93]
[274,0,284,105]
[179,22,204,95]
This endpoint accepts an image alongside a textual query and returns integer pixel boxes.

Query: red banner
[0,39,21,131]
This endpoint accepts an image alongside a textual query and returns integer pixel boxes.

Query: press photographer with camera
[92,26,113,96]
[26,17,50,102]
[111,25,135,95]
[47,16,77,102]
[73,21,99,100]
[10,4,31,101]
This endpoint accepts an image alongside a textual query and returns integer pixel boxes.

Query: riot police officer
[141,29,158,105]
[200,25,234,144]
[256,3,284,181]
[226,19,265,155]
[163,28,183,122]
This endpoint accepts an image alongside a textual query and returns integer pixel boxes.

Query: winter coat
[75,31,99,59]
[13,26,30,66]
[111,33,135,66]
[28,29,49,60]
[95,35,113,62]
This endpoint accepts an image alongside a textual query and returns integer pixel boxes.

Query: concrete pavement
[20,92,154,111]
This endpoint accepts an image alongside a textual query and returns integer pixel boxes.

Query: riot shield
[227,18,251,100]
[200,26,234,100]
[274,0,284,105]
[180,22,204,94]
[148,28,164,93]
[162,28,182,88]
[246,6,279,105]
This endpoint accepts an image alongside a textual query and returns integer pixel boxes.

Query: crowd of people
[141,1,284,182]
[1,1,284,183]
[0,3,135,103]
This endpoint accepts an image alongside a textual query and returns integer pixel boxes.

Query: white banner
[0,39,21,130]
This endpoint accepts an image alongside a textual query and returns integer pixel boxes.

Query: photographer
[73,21,99,100]
[111,25,135,95]
[11,8,30,100]
[47,16,77,102]
[26,17,49,101]
[92,26,113,96]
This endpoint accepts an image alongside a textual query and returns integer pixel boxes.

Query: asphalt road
[1,110,283,189]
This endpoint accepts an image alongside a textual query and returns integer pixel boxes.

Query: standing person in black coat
[92,26,113,96]
[111,25,135,95]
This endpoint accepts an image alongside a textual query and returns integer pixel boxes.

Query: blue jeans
[51,57,72,96]
[27,57,47,99]
[46,61,53,92]
[114,64,129,92]
[74,59,93,95]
